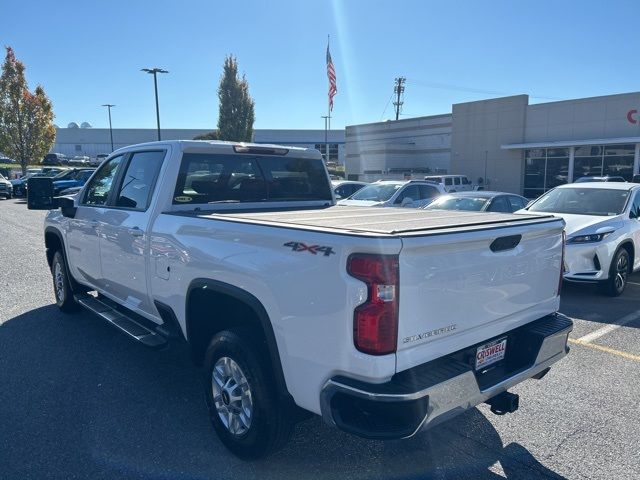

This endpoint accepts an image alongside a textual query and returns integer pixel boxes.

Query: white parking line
[576,311,640,344]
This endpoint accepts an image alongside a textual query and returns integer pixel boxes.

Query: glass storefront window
[575,146,602,157]
[546,156,569,189]
[524,148,569,198]
[525,143,637,197]
[546,148,569,158]
[604,156,634,180]
[604,145,635,156]
[574,156,603,178]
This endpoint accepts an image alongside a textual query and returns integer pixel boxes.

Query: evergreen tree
[217,56,255,142]
[0,47,56,174]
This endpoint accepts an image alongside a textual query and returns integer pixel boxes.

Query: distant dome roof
[80,122,92,129]
[67,122,80,129]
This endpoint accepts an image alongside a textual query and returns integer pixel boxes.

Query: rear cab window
[173,153,331,204]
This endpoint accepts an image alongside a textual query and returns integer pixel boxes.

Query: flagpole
[326,34,331,163]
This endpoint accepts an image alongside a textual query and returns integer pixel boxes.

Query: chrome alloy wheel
[614,251,629,293]
[54,261,65,302]
[211,356,253,436]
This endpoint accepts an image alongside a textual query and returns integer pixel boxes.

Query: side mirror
[401,197,414,207]
[27,177,55,210]
[57,196,77,218]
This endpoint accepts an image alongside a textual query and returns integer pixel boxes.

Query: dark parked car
[42,153,68,166]
[423,191,529,213]
[573,175,626,183]
[0,173,13,199]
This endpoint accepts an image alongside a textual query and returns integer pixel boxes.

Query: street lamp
[101,104,115,152]
[141,67,169,141]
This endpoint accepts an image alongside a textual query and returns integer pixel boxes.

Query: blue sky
[3,0,639,130]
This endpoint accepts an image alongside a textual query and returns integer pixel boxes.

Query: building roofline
[502,136,640,149]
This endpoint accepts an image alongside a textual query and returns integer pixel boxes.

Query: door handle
[128,227,144,237]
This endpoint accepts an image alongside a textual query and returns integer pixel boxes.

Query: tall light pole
[101,104,115,152]
[141,67,168,141]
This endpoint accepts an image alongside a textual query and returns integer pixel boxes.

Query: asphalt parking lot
[1,198,639,480]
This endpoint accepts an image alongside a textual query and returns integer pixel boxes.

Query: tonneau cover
[193,206,558,236]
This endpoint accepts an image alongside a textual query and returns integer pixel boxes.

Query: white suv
[337,180,445,208]
[424,175,473,193]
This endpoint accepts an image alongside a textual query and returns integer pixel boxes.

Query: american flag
[326,43,337,111]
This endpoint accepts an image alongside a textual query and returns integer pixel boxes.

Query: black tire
[600,248,630,297]
[203,329,294,459]
[51,251,80,312]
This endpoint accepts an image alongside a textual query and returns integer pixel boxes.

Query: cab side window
[82,156,124,206]
[116,151,165,210]
[445,178,453,187]
[454,177,461,186]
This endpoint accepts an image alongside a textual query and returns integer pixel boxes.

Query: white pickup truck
[29,141,572,459]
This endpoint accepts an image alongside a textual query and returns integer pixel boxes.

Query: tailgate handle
[490,234,522,252]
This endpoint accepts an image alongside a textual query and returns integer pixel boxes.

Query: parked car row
[42,153,108,167]
[8,167,96,197]
[332,176,640,296]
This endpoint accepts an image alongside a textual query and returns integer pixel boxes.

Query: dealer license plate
[475,338,507,371]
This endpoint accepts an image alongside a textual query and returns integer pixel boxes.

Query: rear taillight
[558,231,566,296]
[347,254,399,355]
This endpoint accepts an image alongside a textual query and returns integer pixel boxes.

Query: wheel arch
[44,226,66,268]
[618,240,635,272]
[186,278,291,400]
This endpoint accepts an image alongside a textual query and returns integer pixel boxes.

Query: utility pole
[141,67,169,140]
[101,104,115,152]
[393,77,406,121]
[321,115,330,162]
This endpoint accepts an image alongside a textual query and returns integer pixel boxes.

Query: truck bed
[189,206,557,237]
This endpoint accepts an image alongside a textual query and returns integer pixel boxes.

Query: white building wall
[52,128,346,164]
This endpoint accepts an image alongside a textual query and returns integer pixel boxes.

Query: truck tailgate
[395,216,564,373]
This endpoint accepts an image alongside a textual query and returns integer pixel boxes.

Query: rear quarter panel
[149,214,401,414]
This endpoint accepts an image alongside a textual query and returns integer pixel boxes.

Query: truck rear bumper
[320,312,572,440]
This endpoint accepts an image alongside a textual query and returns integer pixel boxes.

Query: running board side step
[75,294,167,349]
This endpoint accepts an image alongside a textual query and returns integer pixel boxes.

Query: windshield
[529,188,630,216]
[350,183,402,201]
[424,195,488,211]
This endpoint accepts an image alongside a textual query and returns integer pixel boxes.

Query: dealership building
[51,127,345,164]
[345,91,640,197]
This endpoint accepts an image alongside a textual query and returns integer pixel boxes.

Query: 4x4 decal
[283,241,335,257]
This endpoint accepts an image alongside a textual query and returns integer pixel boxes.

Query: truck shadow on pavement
[0,305,566,480]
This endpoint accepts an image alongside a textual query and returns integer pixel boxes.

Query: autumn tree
[217,55,255,142]
[0,47,56,174]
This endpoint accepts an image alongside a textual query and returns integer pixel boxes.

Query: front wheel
[203,329,294,459]
[600,248,630,297]
[51,251,80,312]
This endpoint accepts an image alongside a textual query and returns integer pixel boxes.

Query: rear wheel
[51,251,80,312]
[600,248,630,297]
[203,329,294,459]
